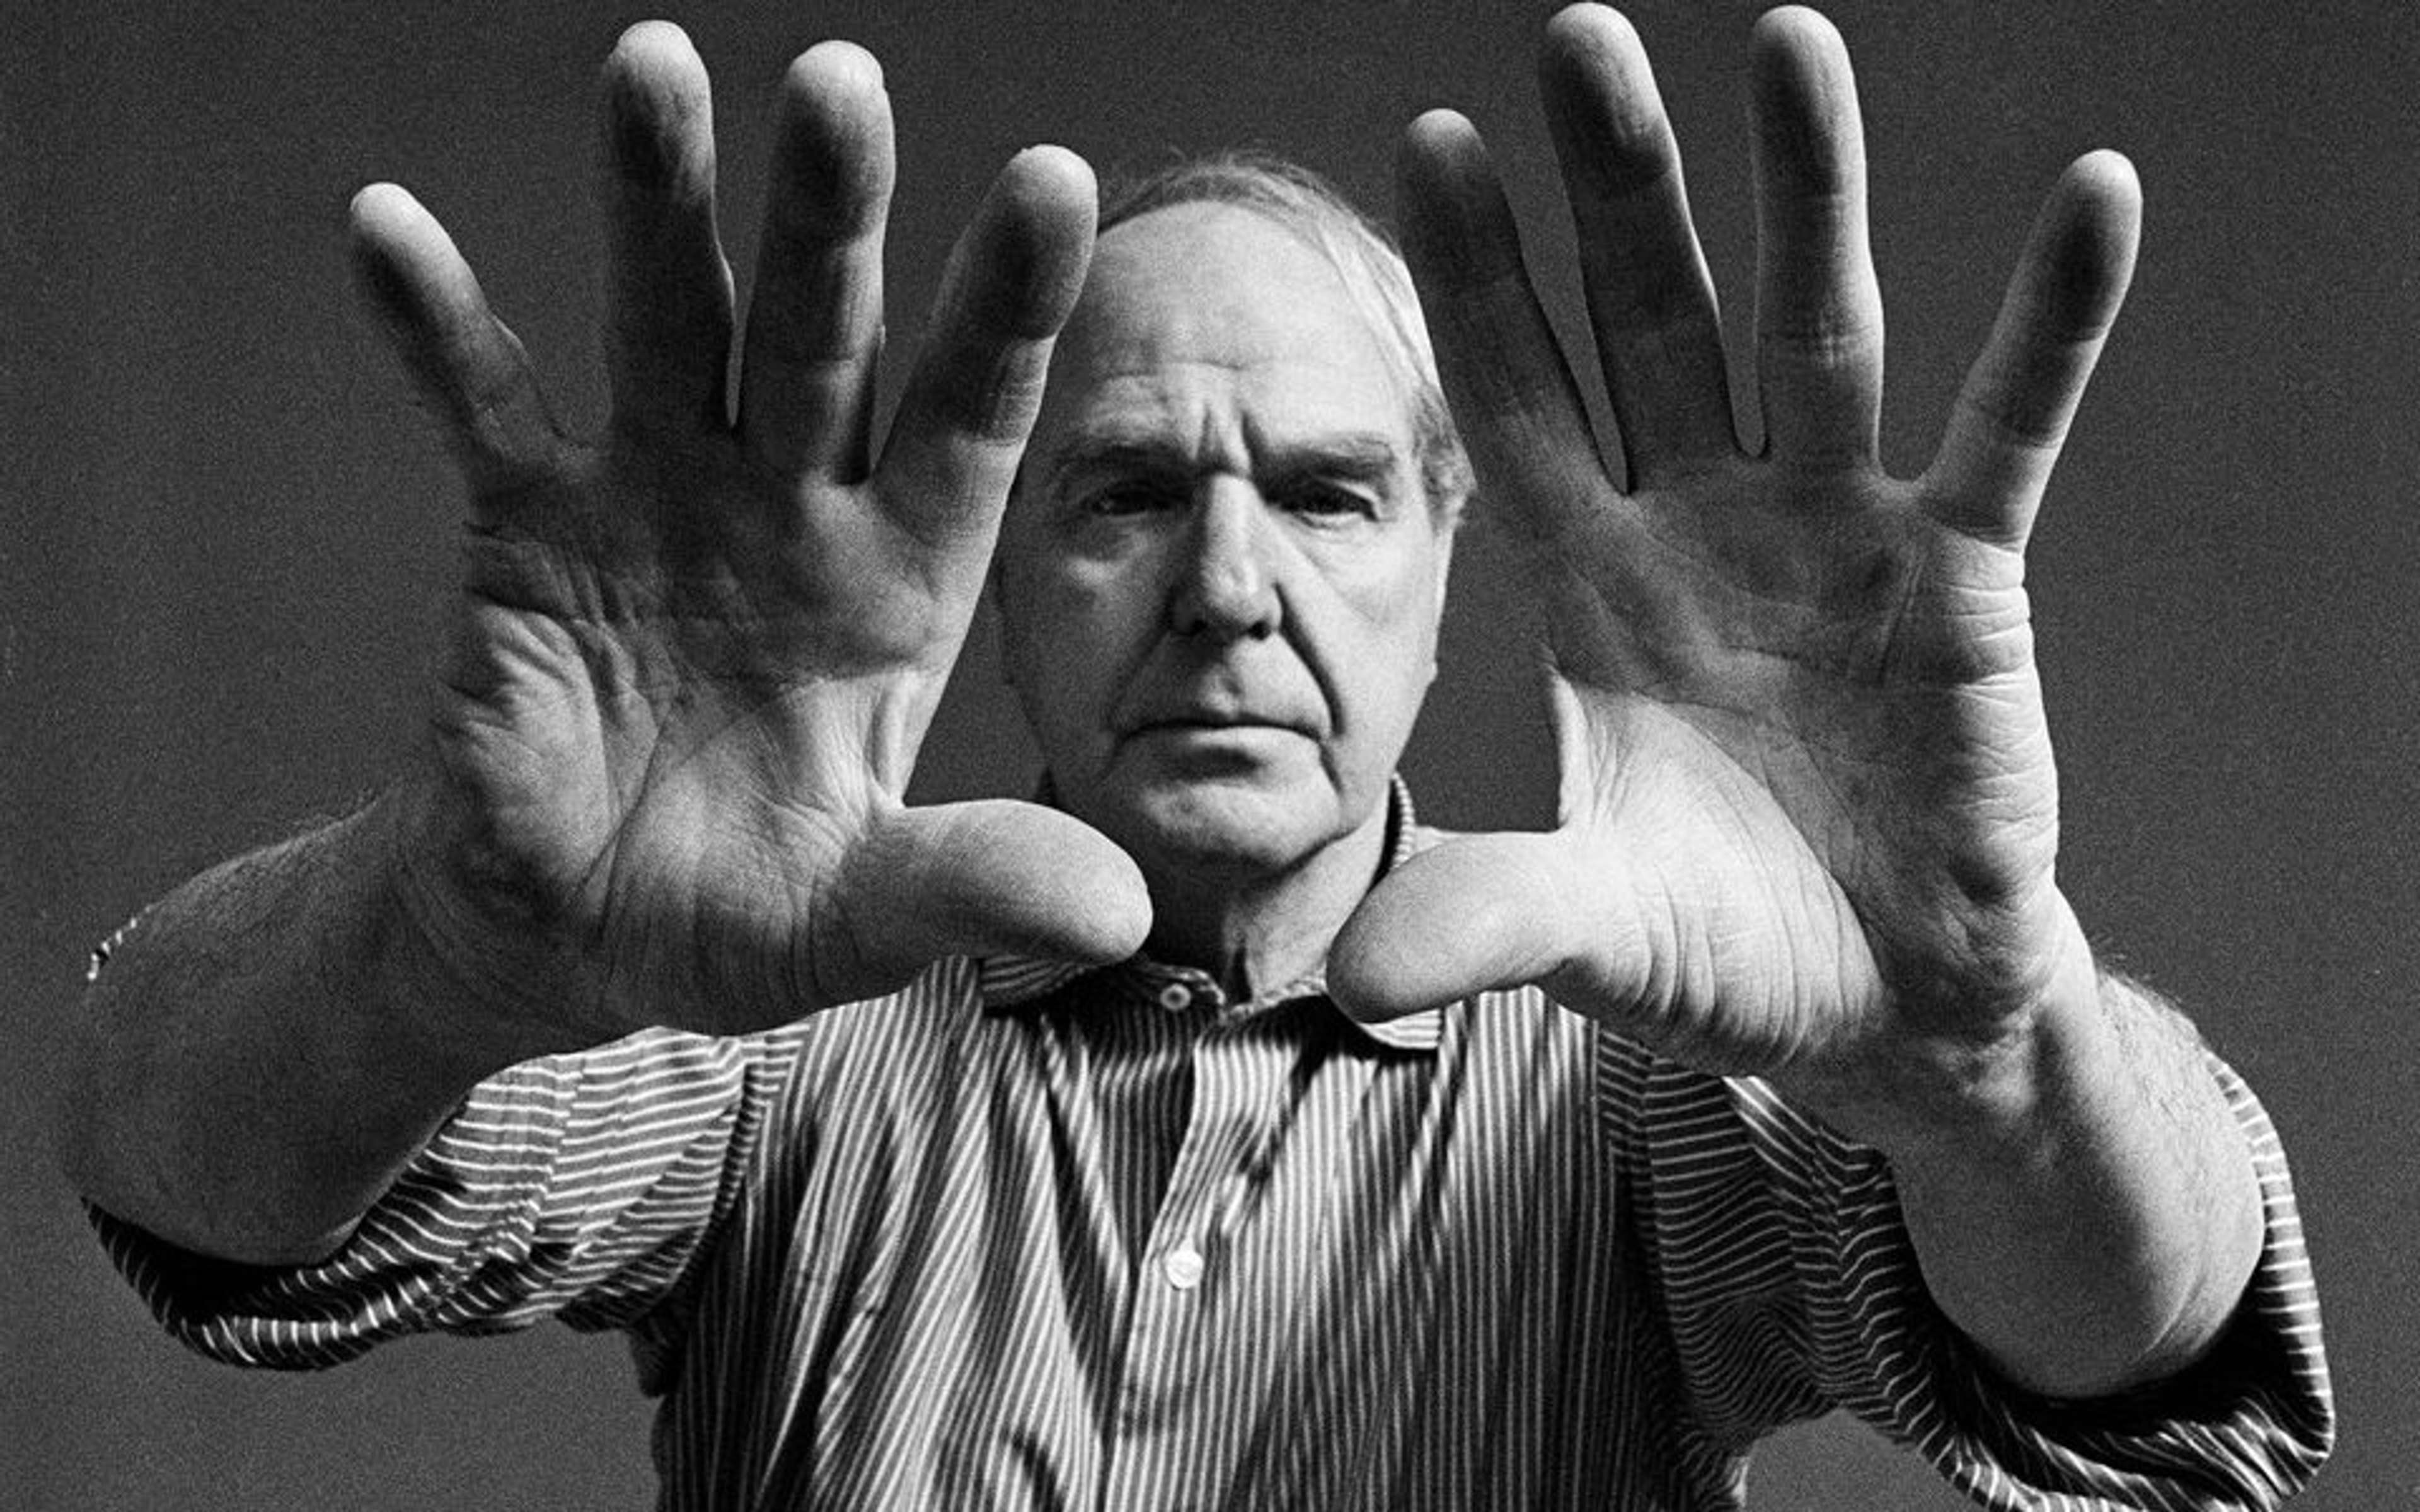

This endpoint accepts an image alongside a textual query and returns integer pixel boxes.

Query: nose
[1170,477,1280,639]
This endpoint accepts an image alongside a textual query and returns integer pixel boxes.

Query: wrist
[1773,905,2106,1162]
[61,790,601,1266]
[1786,945,2266,1396]
[361,781,611,1067]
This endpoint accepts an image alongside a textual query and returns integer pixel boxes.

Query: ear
[1426,505,1459,655]
[1409,510,1457,694]
[1430,512,1457,614]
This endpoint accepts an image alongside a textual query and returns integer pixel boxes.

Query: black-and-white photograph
[4,3,2408,1506]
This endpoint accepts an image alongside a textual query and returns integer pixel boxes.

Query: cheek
[1337,543,1446,656]
[1322,550,1447,733]
[1001,565,1153,735]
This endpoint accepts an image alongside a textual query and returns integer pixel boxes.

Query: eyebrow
[1039,428,1407,496]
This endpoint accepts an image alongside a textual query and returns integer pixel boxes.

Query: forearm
[56,789,591,1266]
[1787,958,2265,1399]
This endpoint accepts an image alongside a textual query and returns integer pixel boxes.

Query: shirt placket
[1100,977,1299,1506]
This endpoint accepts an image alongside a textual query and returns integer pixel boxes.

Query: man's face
[996,202,1455,882]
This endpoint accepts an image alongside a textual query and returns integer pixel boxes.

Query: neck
[1132,808,1391,1002]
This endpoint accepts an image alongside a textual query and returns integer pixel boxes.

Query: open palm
[371,28,1146,1040]
[1337,6,2126,1094]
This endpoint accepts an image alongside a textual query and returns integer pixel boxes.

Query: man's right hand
[362,25,1148,1040]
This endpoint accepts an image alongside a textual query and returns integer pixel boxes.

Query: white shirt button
[1156,983,1192,1012]
[1161,1242,1206,1290]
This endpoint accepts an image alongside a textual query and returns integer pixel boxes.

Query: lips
[1124,709,1316,736]
[1113,696,1326,735]
[1112,662,1327,741]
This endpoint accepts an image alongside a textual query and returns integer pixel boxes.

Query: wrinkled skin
[363,28,1148,1040]
[1330,6,2132,1134]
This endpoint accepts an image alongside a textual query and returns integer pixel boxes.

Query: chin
[1112,777,1343,879]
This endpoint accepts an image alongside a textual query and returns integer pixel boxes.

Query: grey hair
[1098,152,1473,525]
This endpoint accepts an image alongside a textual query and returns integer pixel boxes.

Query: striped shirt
[95,801,2332,1509]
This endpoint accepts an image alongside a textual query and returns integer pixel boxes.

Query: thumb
[1328,832,1605,1021]
[829,798,1151,998]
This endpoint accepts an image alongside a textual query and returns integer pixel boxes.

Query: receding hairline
[1084,151,1474,523]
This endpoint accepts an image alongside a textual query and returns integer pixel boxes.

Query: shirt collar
[977,775,1444,1054]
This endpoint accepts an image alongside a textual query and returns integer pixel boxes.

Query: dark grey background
[5,1,2412,1506]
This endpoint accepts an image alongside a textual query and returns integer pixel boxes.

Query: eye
[1277,481,1380,520]
[1079,478,1185,517]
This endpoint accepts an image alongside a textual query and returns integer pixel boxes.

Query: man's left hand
[1333,5,2132,1137]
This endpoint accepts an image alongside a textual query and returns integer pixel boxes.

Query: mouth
[1122,709,1316,739]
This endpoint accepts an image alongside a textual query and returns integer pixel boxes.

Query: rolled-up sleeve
[89,1026,800,1370]
[1635,1053,2333,1509]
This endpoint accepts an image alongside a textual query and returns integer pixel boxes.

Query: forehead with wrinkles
[1037,202,1420,464]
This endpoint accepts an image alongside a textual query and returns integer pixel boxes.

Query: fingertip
[347,181,425,245]
[2075,151,2141,264]
[786,38,886,102]
[345,183,460,316]
[601,20,716,193]
[896,801,1153,971]
[1003,143,1100,226]
[606,20,711,115]
[773,42,888,176]
[1325,915,1414,1023]
[1020,805,1155,965]
[1411,97,1473,138]
[1397,110,1514,286]
[1402,106,1479,161]
[1328,837,1580,1022]
[1547,3,1637,39]
[1536,0,1674,186]
[1397,111,1463,224]
[1749,4,1853,105]
[2036,152,2141,331]
[1541,2,1644,74]
[2071,146,2138,185]
[762,39,895,248]
[611,19,701,70]
[2063,148,2143,226]
[1751,4,1843,53]
[1746,6,1863,202]
[772,41,887,177]
[2044,153,2141,269]
[345,186,414,323]
[971,146,1100,336]
[1397,110,1490,215]
[996,855,1153,969]
[1075,842,1154,963]
[1326,922,1466,1025]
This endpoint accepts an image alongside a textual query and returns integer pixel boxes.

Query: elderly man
[60,6,2329,1508]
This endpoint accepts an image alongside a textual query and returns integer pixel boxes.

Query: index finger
[870,145,1097,553]
[1925,152,2141,549]
[1397,109,1615,544]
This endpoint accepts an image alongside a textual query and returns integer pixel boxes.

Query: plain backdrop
[4,1,2413,1507]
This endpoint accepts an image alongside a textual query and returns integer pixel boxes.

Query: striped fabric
[94,798,2332,1509]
